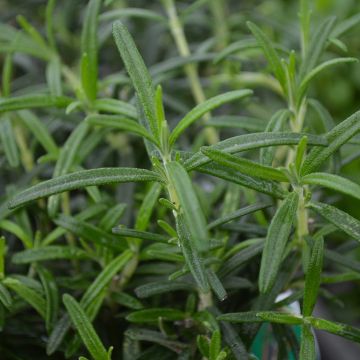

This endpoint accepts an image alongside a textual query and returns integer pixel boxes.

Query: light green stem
[209,0,229,51]
[162,0,218,144]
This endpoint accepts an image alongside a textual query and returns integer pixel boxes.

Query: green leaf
[135,182,162,231]
[219,242,264,278]
[93,98,137,118]
[214,38,261,63]
[112,21,158,137]
[42,204,108,246]
[299,17,336,79]
[155,85,165,132]
[331,13,360,38]
[216,311,248,360]
[209,330,221,360]
[16,15,48,48]
[112,227,168,243]
[198,162,287,199]
[201,147,288,182]
[65,291,108,358]
[0,94,71,113]
[0,237,5,278]
[308,201,360,242]
[300,325,315,360]
[46,56,62,96]
[208,202,272,230]
[0,219,32,249]
[112,292,144,310]
[124,328,187,352]
[126,308,186,323]
[48,121,89,216]
[0,115,19,167]
[2,51,13,97]
[99,203,127,232]
[295,136,308,172]
[63,294,108,360]
[37,265,59,332]
[45,0,57,50]
[54,215,127,251]
[207,269,227,301]
[256,311,303,325]
[47,250,132,355]
[197,335,210,358]
[308,99,335,132]
[166,161,209,251]
[308,317,360,343]
[247,22,286,90]
[169,90,253,145]
[217,311,262,323]
[3,277,46,318]
[86,114,157,143]
[82,249,133,306]
[135,281,195,298]
[303,237,324,316]
[301,172,360,201]
[80,0,101,101]
[297,58,358,104]
[175,213,209,292]
[259,109,290,166]
[0,283,12,309]
[301,110,360,175]
[100,8,167,23]
[18,110,59,155]
[12,246,87,264]
[185,132,327,171]
[259,191,299,293]
[9,167,161,209]
[157,220,177,238]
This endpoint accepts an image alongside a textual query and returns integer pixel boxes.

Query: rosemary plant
[1,0,360,359]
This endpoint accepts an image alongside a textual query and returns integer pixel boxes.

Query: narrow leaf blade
[302,172,360,201]
[308,201,360,242]
[112,21,157,137]
[63,294,108,360]
[169,90,253,145]
[259,191,299,293]
[9,167,161,209]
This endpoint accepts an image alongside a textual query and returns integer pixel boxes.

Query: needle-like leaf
[12,246,88,264]
[185,132,327,170]
[201,147,288,182]
[259,191,299,293]
[302,172,360,201]
[80,0,101,101]
[169,90,253,145]
[0,94,71,113]
[166,161,209,251]
[303,237,324,316]
[301,110,360,175]
[9,168,162,209]
[247,22,286,90]
[300,325,315,360]
[308,201,360,242]
[86,114,157,143]
[63,294,108,360]
[112,21,158,137]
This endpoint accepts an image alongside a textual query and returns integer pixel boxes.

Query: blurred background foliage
[1,0,360,359]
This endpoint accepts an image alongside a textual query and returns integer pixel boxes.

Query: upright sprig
[3,1,360,359]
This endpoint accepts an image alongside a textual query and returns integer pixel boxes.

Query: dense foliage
[1,0,360,359]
